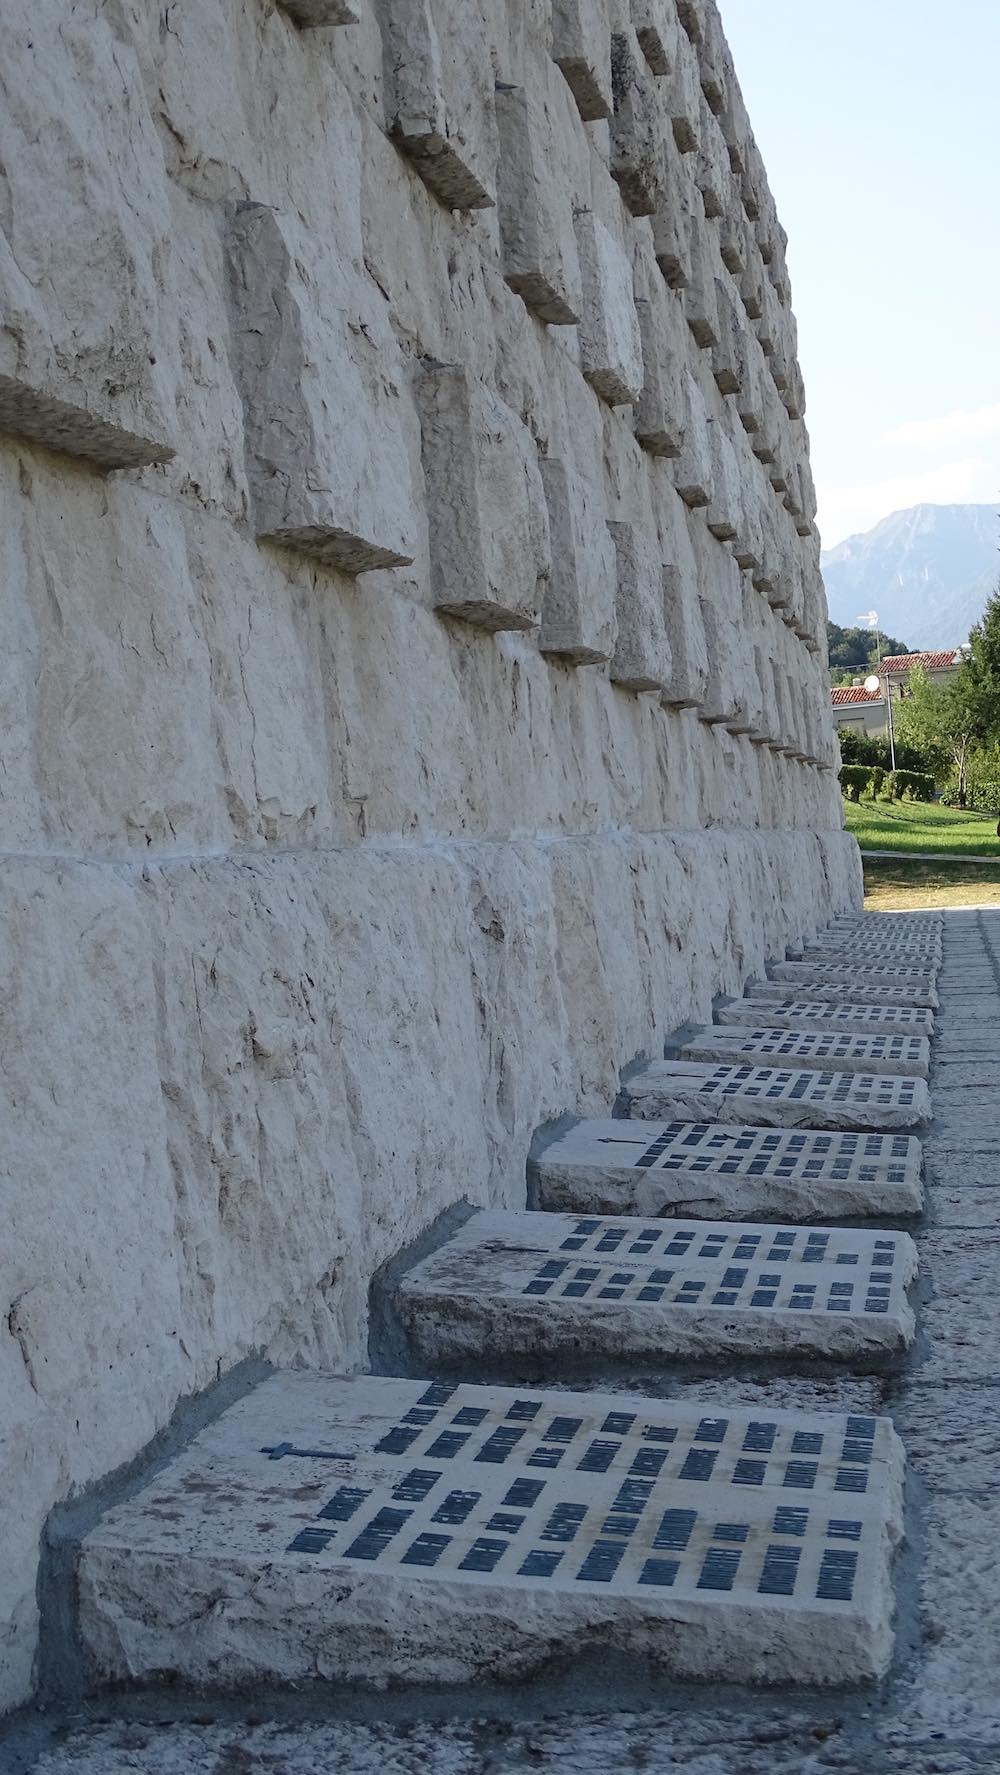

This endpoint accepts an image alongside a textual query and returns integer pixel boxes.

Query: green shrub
[839,764,871,803]
[887,769,935,802]
[870,766,885,799]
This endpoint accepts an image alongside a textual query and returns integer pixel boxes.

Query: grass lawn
[863,857,1000,910]
[842,797,1000,858]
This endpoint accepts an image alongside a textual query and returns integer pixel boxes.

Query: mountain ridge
[821,502,999,650]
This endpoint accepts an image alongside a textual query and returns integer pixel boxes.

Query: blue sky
[719,0,1000,547]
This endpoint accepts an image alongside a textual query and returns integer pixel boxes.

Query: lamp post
[864,671,896,771]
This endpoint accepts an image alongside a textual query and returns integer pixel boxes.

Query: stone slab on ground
[78,1373,906,1690]
[532,1118,924,1221]
[666,1025,930,1078]
[767,961,940,1001]
[391,1209,917,1368]
[621,1061,931,1132]
[792,944,942,972]
[716,999,935,1037]
[753,976,939,1011]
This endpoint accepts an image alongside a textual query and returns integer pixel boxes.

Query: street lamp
[864,671,896,770]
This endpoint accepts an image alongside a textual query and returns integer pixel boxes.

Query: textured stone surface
[532,1118,924,1221]
[0,0,851,1715]
[227,204,418,572]
[754,976,939,1011]
[667,1024,931,1078]
[393,1209,917,1367]
[379,1,498,211]
[623,1060,931,1132]
[78,1374,906,1691]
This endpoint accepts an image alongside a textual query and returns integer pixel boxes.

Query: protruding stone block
[280,0,357,25]
[666,25,702,150]
[705,422,742,545]
[670,373,713,506]
[610,34,666,216]
[683,219,720,347]
[551,0,613,121]
[623,1060,931,1133]
[0,12,176,471]
[538,459,616,662]
[227,205,416,573]
[574,212,644,406]
[631,0,680,75]
[378,1,498,210]
[661,564,708,706]
[711,277,745,395]
[755,972,939,1013]
[393,1209,918,1369]
[694,99,728,217]
[697,5,728,114]
[533,1117,924,1221]
[633,253,687,456]
[608,522,671,691]
[651,137,698,287]
[77,1373,907,1691]
[417,363,550,631]
[495,83,582,324]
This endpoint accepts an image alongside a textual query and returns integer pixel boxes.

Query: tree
[893,663,990,805]
[966,587,1000,733]
[826,621,912,683]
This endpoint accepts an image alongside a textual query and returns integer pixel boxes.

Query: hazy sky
[719,0,1000,548]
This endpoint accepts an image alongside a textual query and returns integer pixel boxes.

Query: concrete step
[77,1372,906,1689]
[794,932,943,958]
[621,1061,931,1132]
[825,913,943,932]
[531,1118,924,1221]
[767,962,939,1004]
[753,975,939,1011]
[716,998,935,1037]
[388,1209,917,1370]
[666,1024,930,1078]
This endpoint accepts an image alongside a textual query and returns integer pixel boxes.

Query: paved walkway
[10,911,1000,1773]
[862,848,1000,864]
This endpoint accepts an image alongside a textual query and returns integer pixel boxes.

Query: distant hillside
[822,503,999,650]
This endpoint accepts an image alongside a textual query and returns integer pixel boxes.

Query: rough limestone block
[666,17,703,149]
[661,565,709,707]
[538,459,616,662]
[668,1025,931,1080]
[533,1117,924,1222]
[633,253,687,456]
[705,424,742,545]
[0,9,176,469]
[280,0,358,26]
[671,373,714,507]
[227,205,416,573]
[696,595,738,725]
[712,278,746,395]
[610,33,666,217]
[795,934,942,964]
[417,363,550,630]
[77,1373,906,1690]
[740,251,765,321]
[608,522,671,692]
[378,1,498,210]
[683,218,721,348]
[719,196,748,275]
[622,1060,931,1133]
[393,1209,918,1368]
[694,99,728,218]
[551,0,613,121]
[631,0,680,75]
[651,136,698,287]
[697,4,728,114]
[495,83,583,324]
[574,212,644,407]
[716,999,935,1039]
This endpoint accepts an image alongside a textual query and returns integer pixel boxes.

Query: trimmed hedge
[886,770,935,802]
[839,765,870,802]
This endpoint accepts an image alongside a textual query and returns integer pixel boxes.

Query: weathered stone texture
[0,0,849,1714]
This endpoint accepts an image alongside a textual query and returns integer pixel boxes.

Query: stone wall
[0,0,857,1713]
